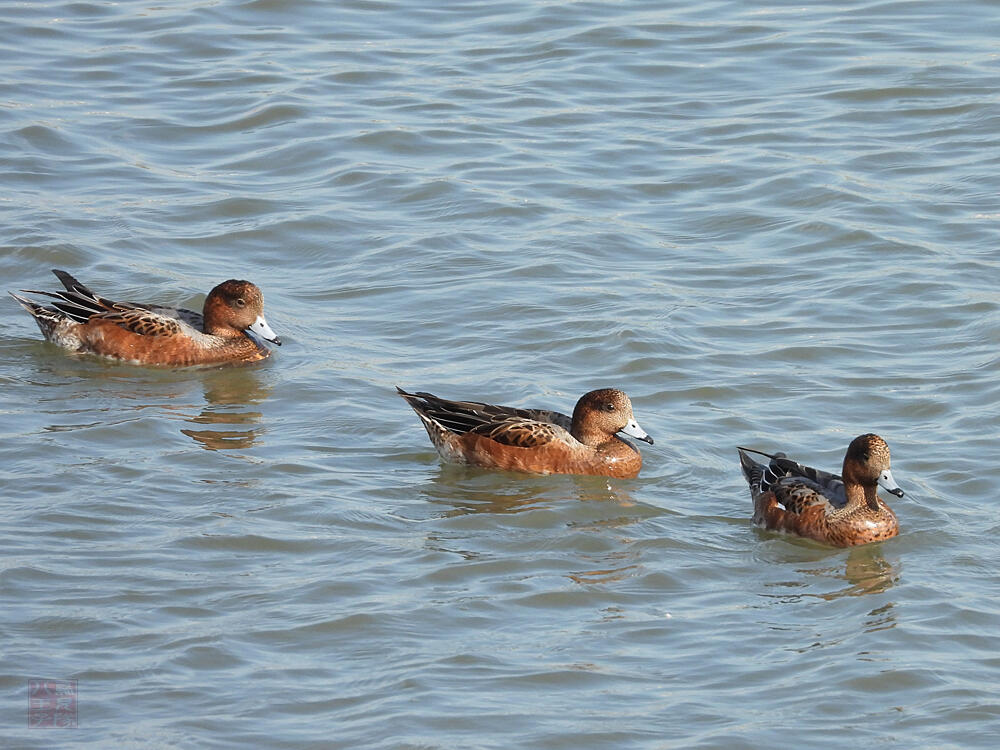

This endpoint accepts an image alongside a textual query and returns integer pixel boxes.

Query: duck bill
[620,418,653,445]
[878,469,904,497]
[247,314,282,346]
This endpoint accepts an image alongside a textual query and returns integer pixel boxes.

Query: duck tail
[397,386,469,462]
[9,290,70,339]
[51,269,98,298]
[737,447,767,493]
[15,269,115,324]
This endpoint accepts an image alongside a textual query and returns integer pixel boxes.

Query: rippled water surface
[3,0,1000,747]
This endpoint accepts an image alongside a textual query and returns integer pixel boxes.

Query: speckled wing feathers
[96,309,183,337]
[770,481,831,515]
[472,416,563,449]
[767,453,842,492]
[738,447,846,512]
[398,389,571,445]
[397,388,574,453]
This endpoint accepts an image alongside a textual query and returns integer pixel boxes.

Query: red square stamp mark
[28,679,78,728]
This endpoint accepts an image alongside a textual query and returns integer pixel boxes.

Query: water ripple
[3,0,1000,748]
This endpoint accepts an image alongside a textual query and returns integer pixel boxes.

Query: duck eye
[605,403,616,412]
[235,298,246,308]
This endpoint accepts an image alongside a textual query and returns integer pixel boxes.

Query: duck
[397,387,653,478]
[10,269,280,366]
[738,433,905,547]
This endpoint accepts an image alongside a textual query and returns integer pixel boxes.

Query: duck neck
[206,323,244,340]
[200,296,242,339]
[202,308,242,339]
[844,482,881,512]
[571,423,604,448]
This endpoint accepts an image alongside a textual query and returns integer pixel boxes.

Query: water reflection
[814,548,900,633]
[813,546,900,600]
[181,425,260,451]
[180,368,271,451]
[761,545,900,601]
[417,465,641,518]
[24,356,272,452]
[757,546,901,648]
[567,559,640,586]
[411,468,648,584]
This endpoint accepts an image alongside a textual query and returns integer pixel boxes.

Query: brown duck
[398,387,653,478]
[10,269,280,366]
[738,433,905,547]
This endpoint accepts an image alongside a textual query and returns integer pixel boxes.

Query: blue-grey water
[2,1,1000,747]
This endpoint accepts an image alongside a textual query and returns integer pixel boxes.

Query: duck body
[10,270,280,367]
[398,387,653,479]
[738,434,904,547]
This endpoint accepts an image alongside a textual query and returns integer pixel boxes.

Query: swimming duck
[738,433,904,547]
[398,387,653,478]
[10,269,280,366]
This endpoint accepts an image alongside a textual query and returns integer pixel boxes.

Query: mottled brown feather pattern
[771,483,828,515]
[473,418,563,449]
[102,310,182,337]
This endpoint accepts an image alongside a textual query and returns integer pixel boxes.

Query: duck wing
[471,415,566,449]
[136,304,203,330]
[397,388,573,448]
[739,446,846,509]
[93,308,183,337]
